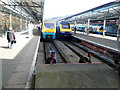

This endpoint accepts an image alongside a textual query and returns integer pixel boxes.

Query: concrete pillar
[20,7,22,31]
[117,16,120,50]
[0,10,3,37]
[28,21,33,37]
[20,17,22,31]
[87,19,90,28]
[103,20,106,37]
[26,19,28,30]
[87,19,90,35]
[74,21,76,25]
[9,11,12,30]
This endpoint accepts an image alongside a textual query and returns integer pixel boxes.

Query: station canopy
[0,0,44,23]
[60,0,120,24]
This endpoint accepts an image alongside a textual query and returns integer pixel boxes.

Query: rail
[71,36,120,69]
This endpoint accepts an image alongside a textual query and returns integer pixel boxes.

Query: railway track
[62,41,101,63]
[35,37,120,88]
[43,40,66,64]
[36,36,120,77]
[42,39,118,68]
[43,40,89,64]
[71,36,120,68]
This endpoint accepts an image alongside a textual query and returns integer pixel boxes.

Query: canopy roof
[60,1,120,24]
[0,0,44,23]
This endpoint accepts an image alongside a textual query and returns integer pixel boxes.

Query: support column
[20,17,22,31]
[103,20,106,37]
[9,11,12,30]
[28,20,33,37]
[87,19,90,35]
[74,21,76,25]
[117,16,120,50]
[87,19,90,28]
[26,19,28,30]
[0,9,3,37]
[20,6,22,31]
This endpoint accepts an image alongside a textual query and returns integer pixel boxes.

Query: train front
[56,22,72,39]
[42,22,56,39]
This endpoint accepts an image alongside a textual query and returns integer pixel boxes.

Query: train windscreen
[99,27,103,30]
[62,24,70,29]
[44,23,54,29]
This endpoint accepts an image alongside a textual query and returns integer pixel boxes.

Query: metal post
[9,11,12,30]
[87,19,90,35]
[20,6,22,31]
[103,20,106,37]
[26,19,28,30]
[87,19,90,28]
[28,20,33,37]
[117,16,120,50]
[0,5,3,37]
[74,21,76,25]
[20,18,22,31]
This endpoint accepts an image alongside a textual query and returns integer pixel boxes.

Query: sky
[44,0,115,19]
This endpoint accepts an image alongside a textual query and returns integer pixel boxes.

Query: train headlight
[61,32,65,33]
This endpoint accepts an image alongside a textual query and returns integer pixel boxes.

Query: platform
[0,31,40,88]
[73,31,118,50]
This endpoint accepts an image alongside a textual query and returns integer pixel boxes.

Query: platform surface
[73,32,118,50]
[0,31,40,88]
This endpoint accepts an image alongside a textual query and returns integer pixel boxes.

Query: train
[41,22,56,39]
[90,26,104,34]
[72,25,104,34]
[56,21,72,39]
[72,22,118,36]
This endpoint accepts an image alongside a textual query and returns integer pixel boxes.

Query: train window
[44,23,54,29]
[99,27,103,30]
[62,24,70,29]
